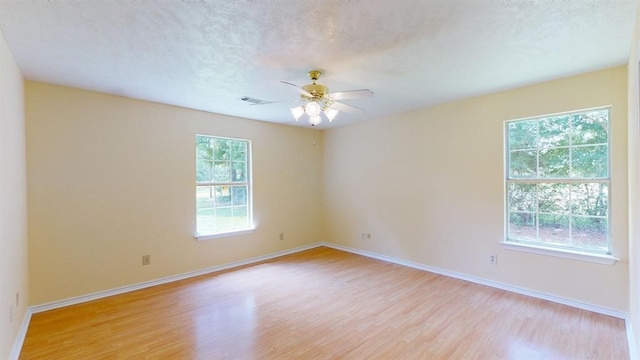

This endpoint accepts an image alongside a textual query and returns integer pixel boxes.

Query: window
[196,135,252,237]
[505,108,610,255]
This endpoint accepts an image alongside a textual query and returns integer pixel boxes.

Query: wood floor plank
[19,246,628,359]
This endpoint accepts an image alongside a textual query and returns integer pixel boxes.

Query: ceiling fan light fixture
[290,106,305,121]
[323,107,339,122]
[280,70,373,127]
[304,101,321,117]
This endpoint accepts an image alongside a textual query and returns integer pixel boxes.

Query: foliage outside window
[505,108,610,254]
[196,135,252,236]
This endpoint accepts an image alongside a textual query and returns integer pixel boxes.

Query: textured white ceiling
[0,0,637,128]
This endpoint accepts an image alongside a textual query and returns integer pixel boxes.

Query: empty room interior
[3,1,640,359]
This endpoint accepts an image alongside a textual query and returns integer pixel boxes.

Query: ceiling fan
[242,70,374,126]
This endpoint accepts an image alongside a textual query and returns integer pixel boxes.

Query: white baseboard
[323,242,638,357]
[9,309,32,360]
[30,242,324,314]
[322,242,627,319]
[11,242,324,358]
[14,241,632,358]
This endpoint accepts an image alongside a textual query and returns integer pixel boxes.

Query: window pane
[538,214,570,246]
[538,183,570,214]
[508,212,536,242]
[571,145,608,178]
[196,136,213,160]
[213,161,231,182]
[571,183,608,216]
[232,186,247,206]
[572,216,608,251]
[571,111,608,145]
[196,186,214,210]
[509,150,536,178]
[196,160,213,183]
[538,116,569,148]
[508,120,538,150]
[231,141,247,161]
[233,206,248,228]
[196,186,215,236]
[214,207,234,233]
[215,186,232,207]
[539,147,569,178]
[232,161,247,182]
[214,139,231,160]
[508,183,536,212]
[197,208,215,234]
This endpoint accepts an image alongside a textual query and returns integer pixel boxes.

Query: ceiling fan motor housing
[301,70,328,100]
[301,83,328,100]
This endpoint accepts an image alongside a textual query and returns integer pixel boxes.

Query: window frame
[503,107,615,261]
[194,134,254,240]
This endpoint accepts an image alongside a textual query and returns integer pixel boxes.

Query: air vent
[239,96,270,105]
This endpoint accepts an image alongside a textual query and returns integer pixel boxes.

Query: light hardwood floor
[20,246,628,359]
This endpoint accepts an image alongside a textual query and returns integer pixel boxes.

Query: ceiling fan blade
[281,81,313,97]
[329,89,374,100]
[330,101,365,114]
[253,99,303,106]
[239,96,301,106]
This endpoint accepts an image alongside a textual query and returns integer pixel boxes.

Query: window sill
[501,241,619,265]
[194,228,255,241]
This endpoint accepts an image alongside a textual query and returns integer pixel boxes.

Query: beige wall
[21,63,633,324]
[627,4,640,356]
[0,33,28,358]
[323,67,629,311]
[25,82,324,305]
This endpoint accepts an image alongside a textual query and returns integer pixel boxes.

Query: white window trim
[195,134,254,238]
[194,228,256,241]
[504,106,612,257]
[501,241,619,265]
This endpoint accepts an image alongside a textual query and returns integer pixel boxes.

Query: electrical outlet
[142,255,151,266]
[279,232,284,241]
[489,254,497,265]
[16,292,19,307]
[366,233,371,239]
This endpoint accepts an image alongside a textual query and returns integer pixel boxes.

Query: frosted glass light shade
[305,102,321,117]
[323,108,338,122]
[290,106,305,121]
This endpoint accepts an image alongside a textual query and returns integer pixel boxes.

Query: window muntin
[196,135,252,236]
[505,108,610,254]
